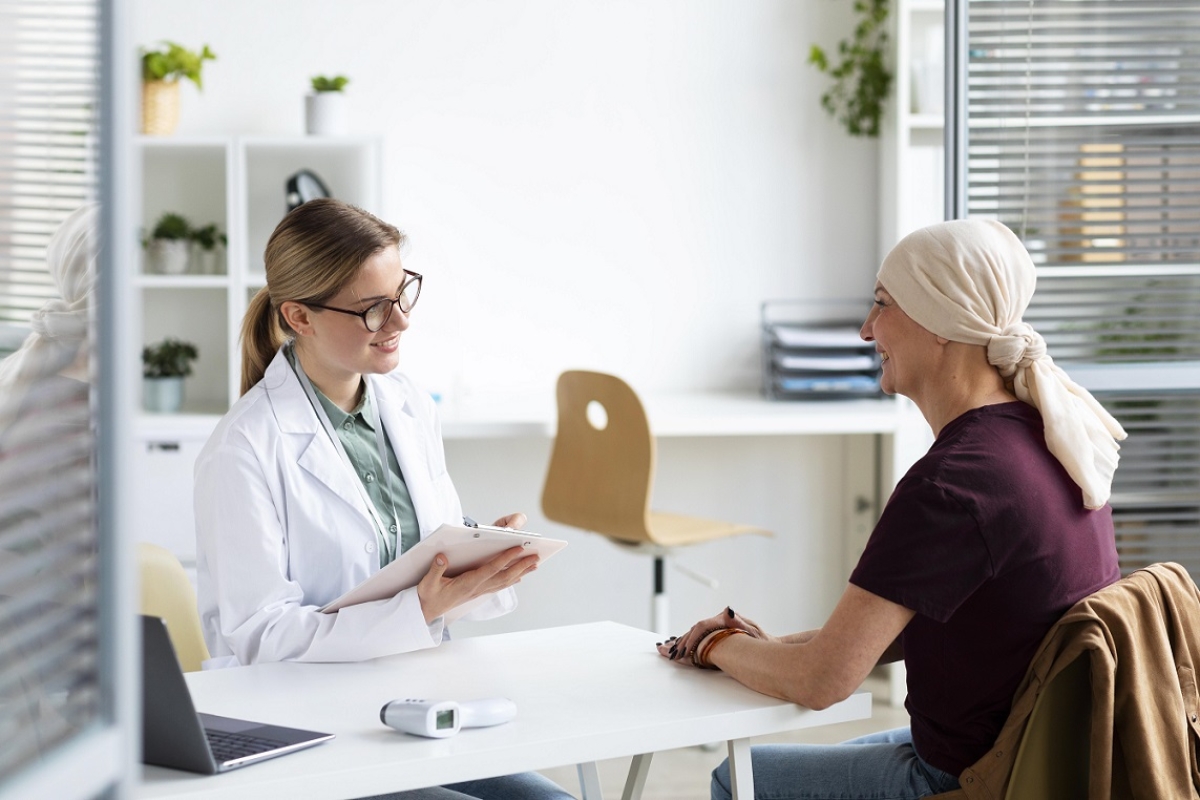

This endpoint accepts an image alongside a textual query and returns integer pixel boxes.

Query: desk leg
[727,738,755,800]
[577,762,603,800]
[621,752,653,800]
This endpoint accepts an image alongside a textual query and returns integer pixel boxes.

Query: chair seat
[643,511,770,547]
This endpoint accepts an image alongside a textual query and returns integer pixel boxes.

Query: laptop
[141,614,334,774]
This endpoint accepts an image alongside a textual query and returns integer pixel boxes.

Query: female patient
[195,198,572,799]
[660,219,1126,800]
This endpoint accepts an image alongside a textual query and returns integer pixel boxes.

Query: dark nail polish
[669,645,677,657]
[727,607,735,619]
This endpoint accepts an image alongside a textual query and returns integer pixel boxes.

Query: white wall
[131,0,879,398]
[131,1,884,636]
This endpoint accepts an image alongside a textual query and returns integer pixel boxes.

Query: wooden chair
[137,542,210,672]
[541,370,769,634]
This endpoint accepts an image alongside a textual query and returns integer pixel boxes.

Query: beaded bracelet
[693,627,749,669]
[685,628,722,665]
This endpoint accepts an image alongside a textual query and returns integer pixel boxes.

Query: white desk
[435,390,924,440]
[138,622,871,800]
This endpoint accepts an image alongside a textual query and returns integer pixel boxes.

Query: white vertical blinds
[0,0,99,324]
[1103,391,1200,574]
[0,0,101,786]
[962,0,1200,576]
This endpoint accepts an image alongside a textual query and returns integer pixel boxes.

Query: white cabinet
[130,417,217,570]
[132,135,381,555]
[879,0,946,257]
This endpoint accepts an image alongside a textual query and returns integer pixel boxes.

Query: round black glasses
[305,270,423,332]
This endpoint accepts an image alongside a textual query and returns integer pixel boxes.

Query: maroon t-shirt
[850,401,1119,776]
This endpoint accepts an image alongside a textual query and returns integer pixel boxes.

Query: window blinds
[0,0,101,784]
[962,0,1200,576]
[0,0,99,324]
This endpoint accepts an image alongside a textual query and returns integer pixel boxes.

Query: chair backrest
[137,542,210,672]
[541,370,655,544]
[1003,653,1091,800]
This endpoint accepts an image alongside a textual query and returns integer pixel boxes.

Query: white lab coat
[194,348,515,667]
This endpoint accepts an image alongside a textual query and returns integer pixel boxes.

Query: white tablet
[320,523,568,613]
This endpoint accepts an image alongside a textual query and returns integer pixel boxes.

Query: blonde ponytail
[239,287,285,395]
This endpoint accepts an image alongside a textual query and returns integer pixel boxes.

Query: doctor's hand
[491,512,527,529]
[416,545,538,624]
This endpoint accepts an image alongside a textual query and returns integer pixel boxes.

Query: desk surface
[437,391,916,440]
[135,391,918,442]
[137,621,871,799]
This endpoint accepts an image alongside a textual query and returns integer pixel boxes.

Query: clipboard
[320,523,568,613]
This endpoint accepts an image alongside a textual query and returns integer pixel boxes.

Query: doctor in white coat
[196,197,539,667]
[195,199,572,799]
[194,349,514,666]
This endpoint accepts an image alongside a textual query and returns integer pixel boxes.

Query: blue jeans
[365,771,575,799]
[711,727,959,800]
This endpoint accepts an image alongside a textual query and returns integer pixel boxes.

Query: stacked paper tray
[761,300,883,400]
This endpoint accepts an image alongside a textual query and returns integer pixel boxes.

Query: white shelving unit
[874,0,948,706]
[880,0,946,257]
[136,135,381,417]
[132,135,381,562]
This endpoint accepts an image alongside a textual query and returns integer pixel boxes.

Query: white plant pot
[143,376,185,413]
[193,246,220,275]
[147,239,190,275]
[305,92,348,136]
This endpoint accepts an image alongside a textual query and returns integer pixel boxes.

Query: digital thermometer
[380,697,517,738]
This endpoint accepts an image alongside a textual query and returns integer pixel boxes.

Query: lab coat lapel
[264,350,376,530]
[372,376,437,537]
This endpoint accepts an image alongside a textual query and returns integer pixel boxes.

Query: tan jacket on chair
[939,562,1200,800]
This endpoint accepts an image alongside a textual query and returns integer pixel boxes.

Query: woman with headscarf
[0,203,99,757]
[0,203,97,439]
[659,219,1126,800]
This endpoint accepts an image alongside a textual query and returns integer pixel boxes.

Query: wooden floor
[537,677,910,800]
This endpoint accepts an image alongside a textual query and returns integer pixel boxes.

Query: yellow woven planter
[141,80,180,136]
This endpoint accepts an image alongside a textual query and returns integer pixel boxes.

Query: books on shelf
[761,300,882,401]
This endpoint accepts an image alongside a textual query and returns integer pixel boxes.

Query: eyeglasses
[304,270,423,332]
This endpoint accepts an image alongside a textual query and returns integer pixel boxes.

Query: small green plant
[310,75,350,93]
[143,338,199,379]
[150,212,191,241]
[808,0,892,137]
[141,41,216,90]
[190,222,226,251]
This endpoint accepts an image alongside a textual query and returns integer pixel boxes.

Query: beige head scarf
[877,218,1126,510]
[0,203,98,433]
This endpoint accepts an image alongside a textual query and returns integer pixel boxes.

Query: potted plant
[306,74,350,136]
[808,0,892,137]
[142,337,198,413]
[145,212,192,274]
[140,41,217,136]
[190,222,227,275]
